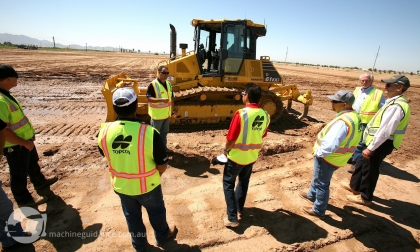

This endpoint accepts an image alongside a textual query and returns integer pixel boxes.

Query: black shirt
[0,119,6,130]
[146,78,174,99]
[98,119,169,165]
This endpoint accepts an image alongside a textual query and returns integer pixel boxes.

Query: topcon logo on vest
[252,115,264,130]
[112,135,132,154]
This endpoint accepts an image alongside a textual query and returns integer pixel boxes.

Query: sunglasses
[331,100,344,104]
[160,71,170,75]
[385,83,401,88]
[241,91,247,96]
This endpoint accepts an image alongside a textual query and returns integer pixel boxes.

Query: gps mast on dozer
[102,19,313,125]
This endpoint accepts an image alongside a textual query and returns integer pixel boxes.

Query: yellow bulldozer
[102,19,313,126]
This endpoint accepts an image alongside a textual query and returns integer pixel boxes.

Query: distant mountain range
[0,33,117,51]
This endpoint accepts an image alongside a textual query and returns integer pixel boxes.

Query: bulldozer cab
[193,19,266,76]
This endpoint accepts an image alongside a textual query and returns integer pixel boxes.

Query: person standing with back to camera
[222,83,270,228]
[146,65,177,154]
[98,87,176,251]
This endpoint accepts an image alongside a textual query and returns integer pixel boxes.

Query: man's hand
[22,139,35,151]
[362,149,372,159]
[156,164,168,176]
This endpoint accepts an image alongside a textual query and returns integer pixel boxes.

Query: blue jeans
[116,185,169,251]
[150,118,170,148]
[351,123,367,163]
[0,181,25,248]
[306,157,337,216]
[4,145,46,204]
[223,160,253,222]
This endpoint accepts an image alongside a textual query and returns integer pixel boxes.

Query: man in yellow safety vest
[0,64,58,207]
[342,75,411,207]
[222,83,270,228]
[98,87,176,251]
[347,73,385,173]
[300,90,362,218]
[146,65,176,153]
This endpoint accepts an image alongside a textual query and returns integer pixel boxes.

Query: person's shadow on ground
[228,207,328,244]
[169,153,219,178]
[372,196,420,230]
[37,188,102,251]
[380,161,420,183]
[325,205,420,251]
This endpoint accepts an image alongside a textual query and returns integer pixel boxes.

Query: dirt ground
[1,49,419,252]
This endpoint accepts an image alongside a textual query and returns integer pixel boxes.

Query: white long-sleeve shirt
[314,118,349,158]
[353,86,386,113]
[366,95,405,151]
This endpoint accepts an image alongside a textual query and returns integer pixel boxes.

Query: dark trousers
[223,159,253,222]
[116,185,169,251]
[4,145,46,204]
[350,140,394,201]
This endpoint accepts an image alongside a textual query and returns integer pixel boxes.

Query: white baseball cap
[112,87,137,107]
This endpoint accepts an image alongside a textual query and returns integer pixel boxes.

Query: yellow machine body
[102,19,313,125]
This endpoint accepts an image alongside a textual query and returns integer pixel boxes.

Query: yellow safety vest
[227,107,270,165]
[0,93,35,147]
[313,110,362,167]
[354,87,383,123]
[98,121,161,196]
[148,79,173,120]
[363,96,410,149]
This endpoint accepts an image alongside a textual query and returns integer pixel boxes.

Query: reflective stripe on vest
[363,96,410,149]
[354,87,383,123]
[99,122,159,195]
[313,111,362,167]
[228,108,270,165]
[8,116,30,131]
[148,80,172,119]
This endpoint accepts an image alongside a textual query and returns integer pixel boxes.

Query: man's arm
[366,105,404,152]
[0,119,6,155]
[224,112,240,153]
[146,83,170,104]
[314,120,348,158]
[4,128,34,151]
[152,129,169,175]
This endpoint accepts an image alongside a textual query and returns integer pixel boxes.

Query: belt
[4,137,34,153]
[4,145,22,154]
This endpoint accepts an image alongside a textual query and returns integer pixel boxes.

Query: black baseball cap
[381,75,410,88]
[0,64,22,79]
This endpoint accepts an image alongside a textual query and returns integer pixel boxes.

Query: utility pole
[372,45,380,72]
[284,46,288,64]
[53,36,55,48]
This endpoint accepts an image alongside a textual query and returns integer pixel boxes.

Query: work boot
[299,191,314,203]
[224,219,239,228]
[347,194,372,207]
[301,206,324,219]
[35,176,58,190]
[340,181,360,195]
[157,225,177,247]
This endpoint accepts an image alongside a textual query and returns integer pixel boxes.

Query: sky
[1,0,419,72]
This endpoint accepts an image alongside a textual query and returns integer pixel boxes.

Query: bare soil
[1,49,419,252]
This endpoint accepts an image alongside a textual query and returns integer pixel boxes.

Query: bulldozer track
[173,86,243,100]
